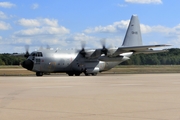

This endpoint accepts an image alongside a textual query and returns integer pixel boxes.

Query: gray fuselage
[22,49,130,76]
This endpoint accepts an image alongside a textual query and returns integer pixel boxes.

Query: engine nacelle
[86,67,100,74]
[98,56,123,61]
[98,52,133,62]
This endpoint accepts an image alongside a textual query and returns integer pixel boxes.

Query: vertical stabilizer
[122,15,142,46]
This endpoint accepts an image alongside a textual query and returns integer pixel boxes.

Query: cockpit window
[30,52,43,57]
[37,52,43,57]
[31,53,36,56]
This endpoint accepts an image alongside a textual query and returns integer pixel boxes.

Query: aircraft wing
[84,44,170,59]
[111,44,171,56]
[88,49,102,58]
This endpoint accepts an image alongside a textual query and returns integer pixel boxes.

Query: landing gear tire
[68,73,81,76]
[36,72,43,76]
[75,73,81,76]
[68,73,74,76]
[91,73,97,76]
[84,73,90,76]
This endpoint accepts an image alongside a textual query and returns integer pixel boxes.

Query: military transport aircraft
[21,15,170,76]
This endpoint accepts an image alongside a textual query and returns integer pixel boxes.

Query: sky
[0,0,180,53]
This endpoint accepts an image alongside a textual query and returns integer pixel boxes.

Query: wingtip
[155,44,172,47]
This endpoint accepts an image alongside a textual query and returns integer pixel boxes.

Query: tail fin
[122,15,142,46]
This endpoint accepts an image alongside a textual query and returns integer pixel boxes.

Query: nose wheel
[36,72,43,76]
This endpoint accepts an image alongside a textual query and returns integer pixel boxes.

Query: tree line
[0,48,180,65]
[0,54,25,65]
[122,48,180,65]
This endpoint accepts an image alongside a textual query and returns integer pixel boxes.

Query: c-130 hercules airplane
[21,15,170,76]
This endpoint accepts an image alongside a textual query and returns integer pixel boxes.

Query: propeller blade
[79,41,86,57]
[100,39,108,55]
[101,39,106,48]
[24,45,30,58]
[25,45,29,52]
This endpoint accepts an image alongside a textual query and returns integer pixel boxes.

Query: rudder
[122,15,142,46]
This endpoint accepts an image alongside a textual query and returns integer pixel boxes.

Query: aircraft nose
[21,59,34,70]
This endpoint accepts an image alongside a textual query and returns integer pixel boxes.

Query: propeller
[79,41,86,57]
[24,45,30,58]
[100,39,108,56]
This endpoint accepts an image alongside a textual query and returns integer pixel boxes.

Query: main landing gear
[36,72,43,76]
[35,72,98,76]
[67,72,81,76]
[67,72,97,76]
[84,72,97,76]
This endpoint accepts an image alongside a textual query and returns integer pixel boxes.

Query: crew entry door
[32,52,43,71]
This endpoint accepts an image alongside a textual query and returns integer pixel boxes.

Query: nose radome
[21,59,34,70]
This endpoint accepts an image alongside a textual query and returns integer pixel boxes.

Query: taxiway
[0,74,180,120]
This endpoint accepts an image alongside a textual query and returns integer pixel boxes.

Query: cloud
[17,18,58,27]
[31,3,39,10]
[5,16,180,53]
[140,24,174,35]
[0,2,16,8]
[0,21,11,30]
[17,18,41,27]
[0,11,8,19]
[125,0,162,4]
[83,19,172,36]
[12,18,70,48]
[14,26,70,36]
[84,20,129,33]
[68,33,121,49]
[82,18,180,48]
[12,38,32,45]
[73,33,94,41]
[138,23,180,47]
[140,24,152,33]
